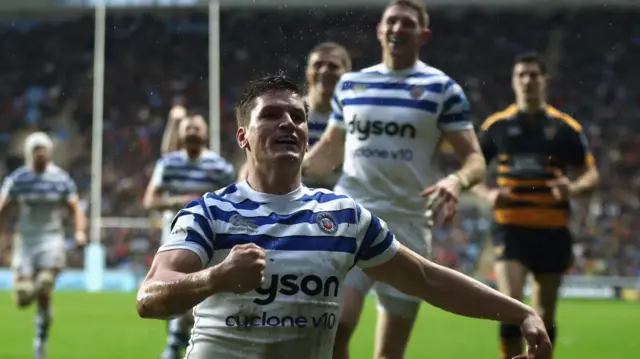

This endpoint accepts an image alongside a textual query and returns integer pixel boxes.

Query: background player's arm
[354,204,534,325]
[438,79,486,188]
[302,86,345,176]
[64,178,86,238]
[143,159,196,211]
[160,105,187,154]
[564,129,599,196]
[0,177,17,231]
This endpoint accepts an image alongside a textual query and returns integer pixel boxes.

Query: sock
[166,315,191,351]
[35,305,51,347]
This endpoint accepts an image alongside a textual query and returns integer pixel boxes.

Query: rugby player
[143,113,236,359]
[302,1,486,358]
[136,74,551,359]
[472,53,599,359]
[237,41,351,187]
[0,132,86,359]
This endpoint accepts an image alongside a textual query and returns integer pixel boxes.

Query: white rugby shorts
[12,233,66,277]
[345,217,431,316]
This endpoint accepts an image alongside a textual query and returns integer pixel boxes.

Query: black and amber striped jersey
[479,104,595,229]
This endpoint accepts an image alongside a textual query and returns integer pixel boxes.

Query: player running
[237,41,351,188]
[472,53,599,359]
[302,1,486,358]
[0,132,86,359]
[136,74,551,359]
[143,113,236,359]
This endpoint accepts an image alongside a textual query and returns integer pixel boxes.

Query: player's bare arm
[422,129,486,221]
[137,244,266,319]
[548,165,599,201]
[0,195,17,232]
[66,197,87,246]
[364,245,552,359]
[301,124,345,177]
[160,105,187,154]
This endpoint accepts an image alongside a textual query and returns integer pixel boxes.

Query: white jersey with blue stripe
[328,61,473,220]
[0,165,77,240]
[158,181,400,358]
[150,149,235,233]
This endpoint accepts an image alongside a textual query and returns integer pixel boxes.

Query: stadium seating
[0,8,638,278]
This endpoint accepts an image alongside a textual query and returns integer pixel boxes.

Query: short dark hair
[309,42,352,72]
[514,52,547,74]
[235,74,307,127]
[386,0,429,28]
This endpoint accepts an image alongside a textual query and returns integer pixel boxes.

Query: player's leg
[529,229,574,358]
[332,268,375,359]
[31,238,65,359]
[492,228,530,359]
[369,219,427,359]
[11,237,37,308]
[162,311,194,359]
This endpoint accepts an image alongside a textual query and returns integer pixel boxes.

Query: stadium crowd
[0,8,638,277]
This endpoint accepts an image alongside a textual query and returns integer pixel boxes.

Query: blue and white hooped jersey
[329,61,473,220]
[158,181,400,358]
[0,165,77,239]
[150,149,235,232]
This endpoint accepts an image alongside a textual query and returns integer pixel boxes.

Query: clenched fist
[217,243,266,294]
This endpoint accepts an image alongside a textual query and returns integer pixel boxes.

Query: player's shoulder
[201,150,233,166]
[47,164,72,179]
[159,150,184,164]
[544,105,583,133]
[480,104,519,131]
[6,166,31,181]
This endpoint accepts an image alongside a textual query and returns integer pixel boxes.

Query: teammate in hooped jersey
[137,74,550,359]
[0,132,86,359]
[303,1,487,358]
[238,42,352,189]
[143,113,235,359]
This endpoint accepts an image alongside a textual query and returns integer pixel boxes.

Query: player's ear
[237,127,250,150]
[421,28,432,44]
[376,22,384,42]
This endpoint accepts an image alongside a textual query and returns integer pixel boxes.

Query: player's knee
[499,323,521,340]
[13,279,35,308]
[35,270,56,293]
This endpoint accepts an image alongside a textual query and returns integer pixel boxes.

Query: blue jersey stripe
[341,81,443,94]
[297,192,350,203]
[441,94,463,114]
[185,230,213,259]
[308,122,328,132]
[343,97,438,113]
[163,175,224,185]
[210,207,357,227]
[439,113,470,124]
[215,233,357,253]
[359,231,393,261]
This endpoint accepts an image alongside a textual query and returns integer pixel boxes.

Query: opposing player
[472,53,599,359]
[143,113,236,359]
[0,132,86,359]
[237,42,351,187]
[302,1,486,358]
[136,74,551,359]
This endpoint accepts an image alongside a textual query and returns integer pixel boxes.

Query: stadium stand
[0,8,638,279]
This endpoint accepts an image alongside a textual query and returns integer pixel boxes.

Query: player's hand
[75,231,87,247]
[168,105,187,122]
[421,175,462,223]
[216,243,266,294]
[514,312,552,359]
[547,169,571,201]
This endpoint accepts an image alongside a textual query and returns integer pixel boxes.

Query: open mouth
[275,135,299,146]
[388,35,409,46]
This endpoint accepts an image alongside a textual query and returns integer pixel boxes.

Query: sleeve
[0,176,15,200]
[437,78,474,132]
[353,203,401,269]
[149,158,166,189]
[65,175,79,201]
[327,78,346,130]
[158,199,215,267]
[566,126,596,167]
[478,121,498,163]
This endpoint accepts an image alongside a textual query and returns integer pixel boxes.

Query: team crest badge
[353,84,367,92]
[316,212,338,234]
[410,85,424,98]
[544,125,557,140]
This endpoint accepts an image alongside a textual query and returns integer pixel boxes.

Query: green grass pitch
[0,292,638,358]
